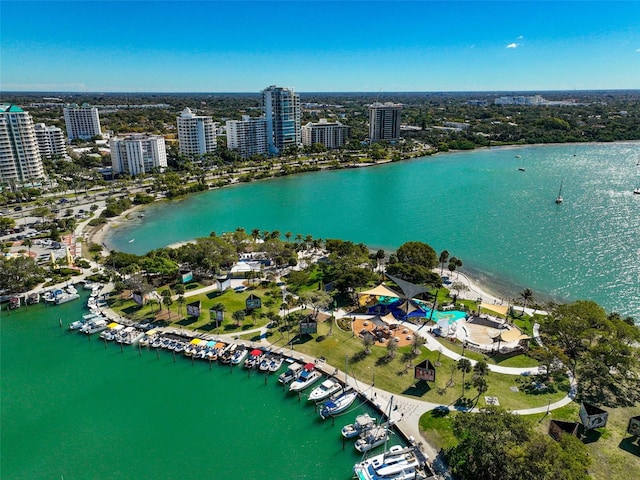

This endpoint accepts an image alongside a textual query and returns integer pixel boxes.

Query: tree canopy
[447,407,591,480]
[539,300,640,407]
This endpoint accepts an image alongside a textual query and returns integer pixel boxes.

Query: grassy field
[108,284,281,334]
[257,320,567,411]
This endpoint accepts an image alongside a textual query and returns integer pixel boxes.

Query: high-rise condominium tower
[226,115,268,159]
[34,123,66,159]
[368,102,402,143]
[110,134,167,176]
[63,104,102,140]
[176,107,217,159]
[262,85,301,155]
[0,104,46,186]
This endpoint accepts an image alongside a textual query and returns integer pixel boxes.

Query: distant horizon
[2,1,639,93]
[3,88,640,97]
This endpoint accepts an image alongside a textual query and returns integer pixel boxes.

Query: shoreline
[87,140,640,312]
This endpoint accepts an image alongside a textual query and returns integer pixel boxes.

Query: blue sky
[2,1,639,92]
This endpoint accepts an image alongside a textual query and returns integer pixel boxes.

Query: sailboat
[555,179,564,204]
[634,161,640,195]
[518,157,525,172]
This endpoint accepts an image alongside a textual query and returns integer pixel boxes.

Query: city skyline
[2,1,640,93]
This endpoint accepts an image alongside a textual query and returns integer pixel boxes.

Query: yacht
[353,445,423,480]
[308,379,342,402]
[289,364,322,392]
[278,362,303,384]
[55,292,80,304]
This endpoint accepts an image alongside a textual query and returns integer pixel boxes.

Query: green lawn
[260,320,568,411]
[108,285,282,334]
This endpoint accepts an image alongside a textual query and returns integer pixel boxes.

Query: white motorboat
[69,319,85,330]
[65,284,78,295]
[342,413,377,439]
[268,356,284,373]
[353,445,423,480]
[80,318,108,334]
[55,292,80,304]
[230,346,248,365]
[278,361,303,384]
[289,363,322,392]
[319,388,358,419]
[308,379,342,402]
[44,289,64,303]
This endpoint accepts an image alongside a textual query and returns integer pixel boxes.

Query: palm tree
[457,358,472,397]
[448,257,463,278]
[23,238,33,256]
[439,250,449,274]
[520,288,534,315]
[250,228,260,243]
[285,231,292,243]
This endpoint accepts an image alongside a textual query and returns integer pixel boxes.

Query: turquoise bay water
[0,294,393,479]
[107,143,640,319]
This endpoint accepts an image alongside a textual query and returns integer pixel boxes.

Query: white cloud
[506,43,518,49]
[636,48,640,53]
[517,35,524,40]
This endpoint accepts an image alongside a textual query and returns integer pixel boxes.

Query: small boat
[268,356,284,373]
[230,346,248,365]
[308,379,342,402]
[289,363,322,392]
[355,423,394,453]
[342,413,377,439]
[258,354,272,371]
[555,179,564,204]
[128,238,135,243]
[634,187,640,195]
[66,284,78,295]
[244,349,263,369]
[278,361,303,384]
[319,388,358,419]
[352,445,423,480]
[69,319,85,330]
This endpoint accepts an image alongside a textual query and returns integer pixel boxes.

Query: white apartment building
[226,115,268,159]
[369,102,402,143]
[110,134,167,176]
[301,119,350,149]
[34,123,66,159]
[262,85,301,155]
[176,107,217,158]
[0,104,46,186]
[63,104,102,140]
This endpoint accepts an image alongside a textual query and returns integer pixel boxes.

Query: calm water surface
[107,143,640,318]
[0,292,393,479]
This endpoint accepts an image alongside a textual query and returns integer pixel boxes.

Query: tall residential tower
[63,104,102,140]
[262,85,301,155]
[176,107,217,159]
[110,134,167,176]
[226,115,268,159]
[368,102,402,143]
[0,104,46,186]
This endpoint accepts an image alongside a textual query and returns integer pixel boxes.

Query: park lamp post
[546,396,552,415]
